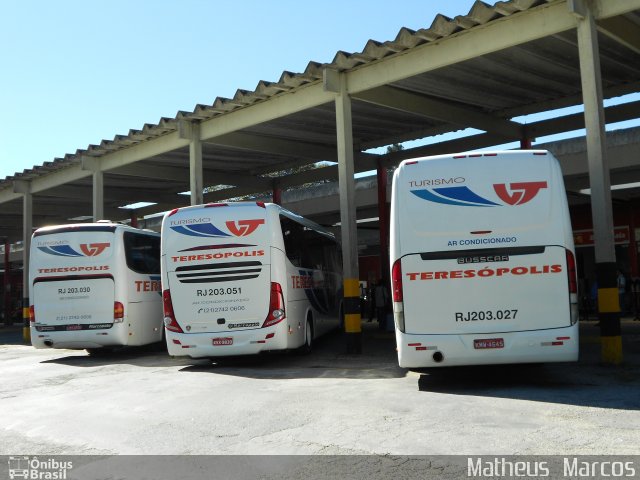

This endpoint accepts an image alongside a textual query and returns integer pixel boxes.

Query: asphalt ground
[0,318,638,458]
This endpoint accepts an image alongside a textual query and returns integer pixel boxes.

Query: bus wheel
[299,317,313,355]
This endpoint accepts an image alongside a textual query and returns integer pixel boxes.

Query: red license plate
[474,338,504,349]
[212,337,233,346]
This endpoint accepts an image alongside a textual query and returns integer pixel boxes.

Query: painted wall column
[572,0,621,364]
[3,238,10,326]
[629,205,637,278]
[377,160,389,284]
[14,181,32,342]
[325,68,361,354]
[189,122,204,206]
[272,183,282,205]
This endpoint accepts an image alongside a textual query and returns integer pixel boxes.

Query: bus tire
[299,317,313,355]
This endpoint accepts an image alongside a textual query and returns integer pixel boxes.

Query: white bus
[390,150,578,368]
[161,202,342,358]
[29,222,163,354]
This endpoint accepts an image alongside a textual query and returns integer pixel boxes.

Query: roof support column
[14,180,32,342]
[178,120,204,205]
[81,157,104,221]
[572,0,621,364]
[190,122,204,206]
[325,68,361,354]
[93,170,104,221]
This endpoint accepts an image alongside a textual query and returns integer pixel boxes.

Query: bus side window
[280,218,303,267]
[124,232,161,274]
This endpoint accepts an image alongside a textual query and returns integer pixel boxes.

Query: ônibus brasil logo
[411,181,548,207]
[37,242,110,257]
[170,219,265,238]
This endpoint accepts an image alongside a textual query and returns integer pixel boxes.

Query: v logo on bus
[493,182,548,205]
[171,219,265,238]
[37,242,111,257]
[411,181,548,207]
[225,219,265,237]
[79,242,110,256]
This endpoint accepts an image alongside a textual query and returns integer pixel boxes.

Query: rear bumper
[166,325,287,358]
[30,323,126,349]
[396,325,579,368]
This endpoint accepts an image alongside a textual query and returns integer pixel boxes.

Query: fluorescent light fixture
[118,201,157,210]
[579,182,640,195]
[333,217,380,226]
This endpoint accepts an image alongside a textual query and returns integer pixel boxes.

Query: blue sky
[0,0,481,180]
[2,1,638,182]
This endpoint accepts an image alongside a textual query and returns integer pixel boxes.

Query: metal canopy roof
[2,0,640,242]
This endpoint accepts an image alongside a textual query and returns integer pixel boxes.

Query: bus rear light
[265,332,275,339]
[391,260,405,332]
[163,289,184,333]
[205,203,228,208]
[566,250,577,294]
[391,260,403,303]
[408,343,421,347]
[114,302,124,322]
[29,305,35,323]
[172,339,181,345]
[168,208,180,217]
[256,202,266,208]
[557,336,570,341]
[566,249,578,325]
[262,282,285,328]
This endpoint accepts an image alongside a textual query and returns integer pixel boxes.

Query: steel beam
[204,131,339,162]
[597,16,640,55]
[353,86,524,139]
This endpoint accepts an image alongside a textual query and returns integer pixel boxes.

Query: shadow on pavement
[416,320,640,410]
[179,325,406,380]
[39,343,178,368]
[20,319,640,397]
